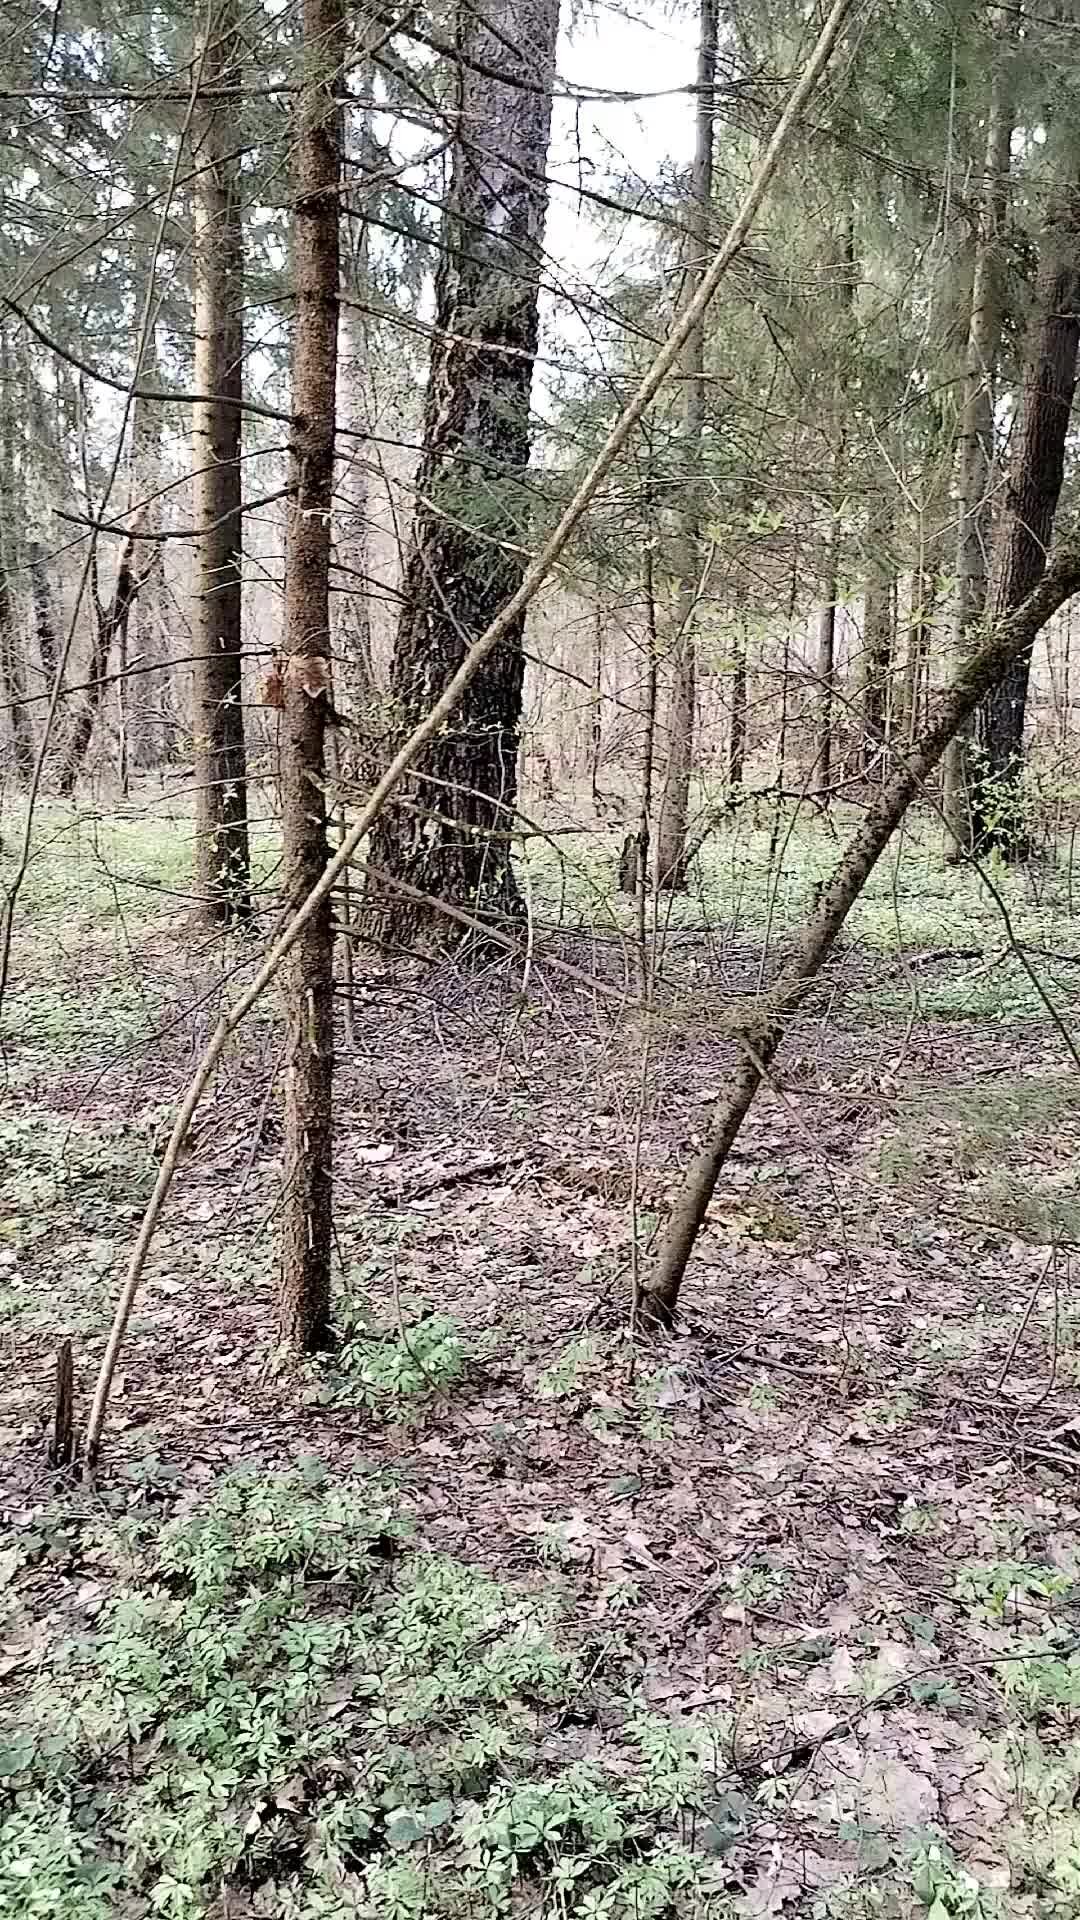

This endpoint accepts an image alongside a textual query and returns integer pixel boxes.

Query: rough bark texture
[654,0,717,891]
[277,0,343,1354]
[638,527,1080,1328]
[128,333,170,771]
[973,188,1080,854]
[363,0,560,952]
[901,554,937,746]
[0,578,32,783]
[814,586,836,786]
[812,222,855,793]
[28,543,59,691]
[728,619,747,790]
[50,1338,74,1468]
[192,0,250,921]
[57,535,141,795]
[860,561,893,767]
[942,4,1015,853]
[0,345,32,783]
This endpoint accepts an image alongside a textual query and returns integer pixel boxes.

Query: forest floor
[4,792,1080,1917]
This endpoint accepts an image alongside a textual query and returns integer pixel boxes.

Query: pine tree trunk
[363,0,560,952]
[901,555,938,746]
[336,72,381,788]
[0,365,32,783]
[28,543,59,693]
[128,331,168,773]
[192,0,251,921]
[57,537,140,796]
[813,221,855,794]
[0,572,32,784]
[942,3,1016,855]
[728,618,747,790]
[590,597,603,805]
[814,579,837,789]
[277,0,343,1354]
[655,0,718,891]
[861,558,893,768]
[973,185,1080,855]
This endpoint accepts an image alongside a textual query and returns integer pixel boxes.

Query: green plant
[537,1334,600,1400]
[0,1468,737,1918]
[317,1313,476,1411]
[908,1836,999,1919]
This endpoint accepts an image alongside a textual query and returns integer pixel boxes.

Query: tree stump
[50,1338,74,1468]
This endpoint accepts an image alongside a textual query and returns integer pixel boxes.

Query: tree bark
[812,219,855,794]
[28,543,59,692]
[973,187,1080,855]
[0,571,32,784]
[56,535,142,796]
[0,333,32,783]
[128,332,169,773]
[942,3,1016,855]
[655,0,718,891]
[638,525,1080,1328]
[860,552,893,768]
[192,0,251,921]
[363,0,560,952]
[277,0,344,1353]
[728,617,747,790]
[901,551,938,746]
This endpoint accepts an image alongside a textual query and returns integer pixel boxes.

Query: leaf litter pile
[3,899,1080,1917]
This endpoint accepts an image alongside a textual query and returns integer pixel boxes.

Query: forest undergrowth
[3,798,1080,1917]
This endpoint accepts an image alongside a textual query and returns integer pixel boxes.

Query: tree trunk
[728,618,747,790]
[335,69,382,789]
[0,366,32,783]
[363,0,560,952]
[277,0,343,1353]
[56,536,141,796]
[973,187,1080,855]
[192,0,251,921]
[942,3,1016,855]
[638,525,1080,1329]
[813,220,855,794]
[128,332,168,773]
[814,578,837,788]
[861,556,893,768]
[28,543,59,692]
[901,552,938,746]
[654,0,718,891]
[0,571,32,784]
[590,596,603,806]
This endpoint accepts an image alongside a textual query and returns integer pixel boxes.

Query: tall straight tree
[812,217,855,793]
[364,0,560,950]
[973,179,1080,853]
[655,0,718,890]
[942,1,1016,855]
[191,0,250,922]
[277,0,344,1352]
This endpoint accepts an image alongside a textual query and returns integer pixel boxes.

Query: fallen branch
[375,1149,526,1207]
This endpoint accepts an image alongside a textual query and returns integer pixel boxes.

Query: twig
[994,1244,1056,1396]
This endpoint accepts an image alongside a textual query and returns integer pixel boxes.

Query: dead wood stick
[50,1338,75,1468]
[82,0,862,1467]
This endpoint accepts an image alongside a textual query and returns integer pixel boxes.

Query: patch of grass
[0,1114,155,1328]
[1,1466,739,1918]
[1,976,154,1063]
[876,1068,1080,1244]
